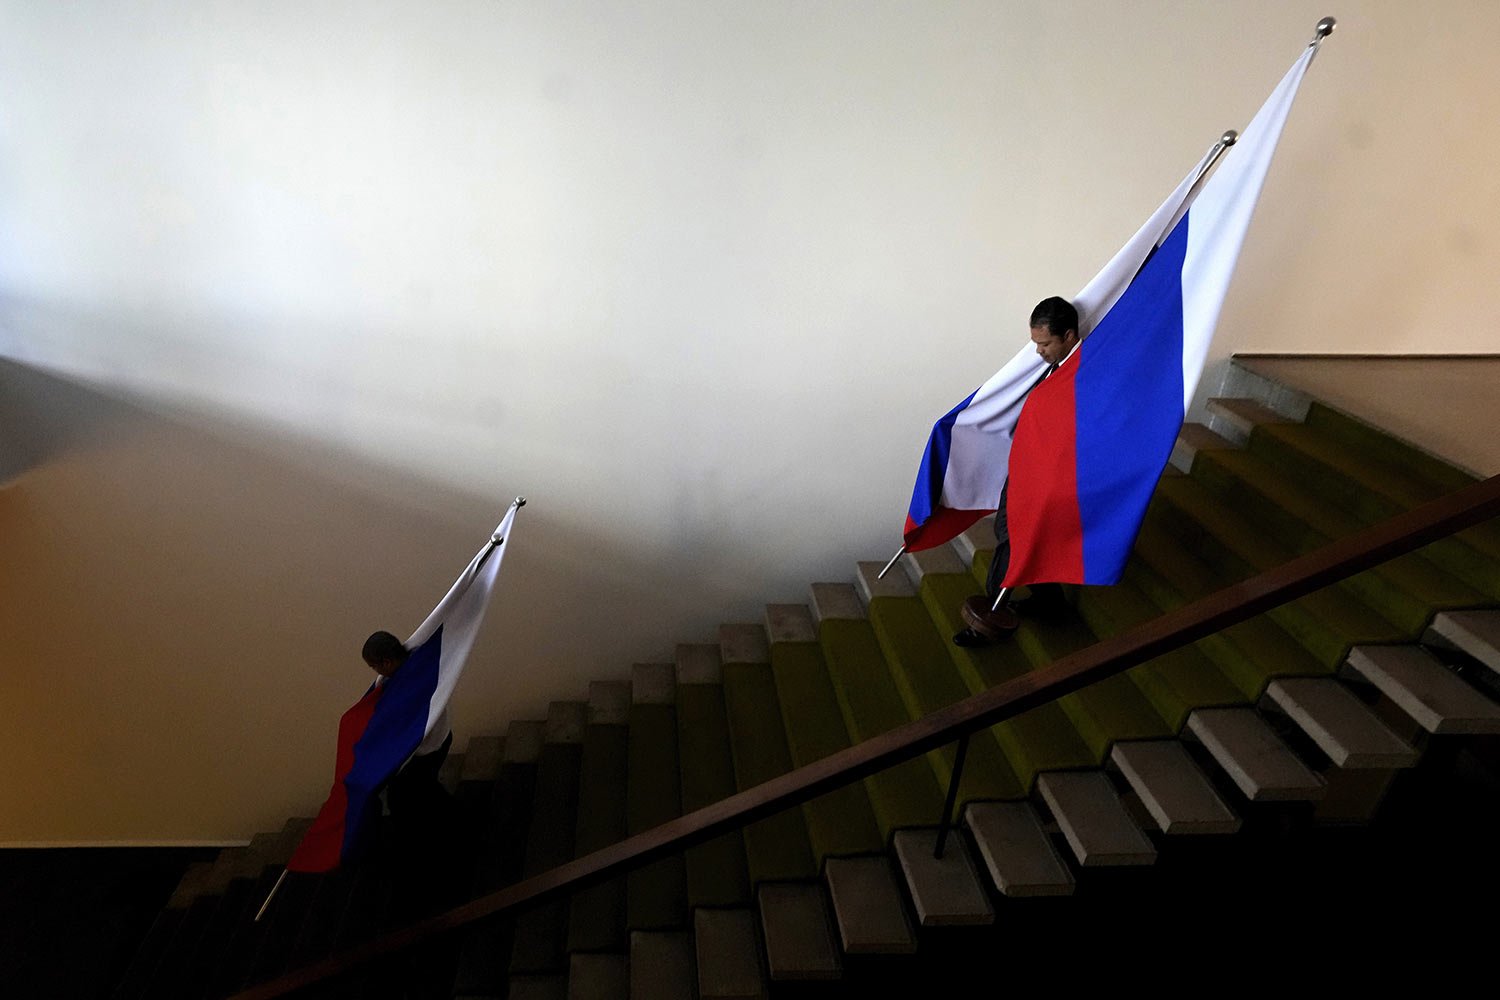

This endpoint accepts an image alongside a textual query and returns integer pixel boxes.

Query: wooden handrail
[231,473,1500,1000]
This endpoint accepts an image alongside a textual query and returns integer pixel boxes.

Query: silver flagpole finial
[1312,17,1336,44]
[514,496,528,508]
[1220,129,1239,147]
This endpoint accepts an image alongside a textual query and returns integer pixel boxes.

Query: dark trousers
[385,732,459,918]
[387,731,453,828]
[983,483,1065,605]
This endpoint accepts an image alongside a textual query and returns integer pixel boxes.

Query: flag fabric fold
[286,504,521,873]
[902,147,1213,553]
[1004,46,1317,587]
[902,42,1318,572]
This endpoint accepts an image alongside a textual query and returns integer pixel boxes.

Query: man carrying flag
[951,296,1078,647]
[360,628,456,851]
[898,21,1331,646]
[257,498,527,922]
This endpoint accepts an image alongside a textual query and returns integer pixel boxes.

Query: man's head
[362,630,408,678]
[1028,296,1079,366]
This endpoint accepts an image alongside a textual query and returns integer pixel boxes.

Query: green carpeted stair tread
[510,737,584,974]
[817,617,948,833]
[769,641,886,857]
[1302,401,1481,495]
[627,703,688,931]
[972,548,993,589]
[1129,521,1336,694]
[675,682,752,908]
[1246,421,1500,599]
[567,722,629,954]
[719,662,818,884]
[1011,615,1172,759]
[1154,475,1407,661]
[1072,581,1246,731]
[1191,446,1488,633]
[866,594,1025,802]
[450,752,539,997]
[917,572,1096,788]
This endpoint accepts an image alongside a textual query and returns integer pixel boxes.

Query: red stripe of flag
[286,685,383,873]
[1003,357,1085,586]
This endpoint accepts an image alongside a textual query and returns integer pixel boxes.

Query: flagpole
[474,496,527,573]
[1155,129,1239,247]
[1156,16,1335,250]
[254,869,289,923]
[875,545,906,580]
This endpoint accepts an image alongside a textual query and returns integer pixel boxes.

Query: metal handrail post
[933,734,972,859]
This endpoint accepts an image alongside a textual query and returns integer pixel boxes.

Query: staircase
[111,359,1500,999]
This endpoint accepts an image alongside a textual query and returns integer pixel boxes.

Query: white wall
[1,0,1497,842]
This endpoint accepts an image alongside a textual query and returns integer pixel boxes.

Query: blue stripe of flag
[1073,215,1190,584]
[906,388,979,529]
[339,623,444,859]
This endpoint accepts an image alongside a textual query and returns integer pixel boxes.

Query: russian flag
[1004,47,1317,587]
[286,501,523,873]
[904,43,1318,561]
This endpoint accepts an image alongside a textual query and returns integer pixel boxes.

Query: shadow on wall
[0,356,757,843]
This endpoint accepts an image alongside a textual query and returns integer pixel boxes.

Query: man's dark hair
[362,630,407,666]
[1029,296,1079,339]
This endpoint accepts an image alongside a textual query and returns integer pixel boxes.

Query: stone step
[510,721,584,975]
[758,882,841,981]
[272,816,315,864]
[675,659,751,909]
[1036,770,1158,865]
[589,680,632,725]
[1171,422,1237,473]
[1265,678,1420,768]
[694,908,767,1000]
[1426,609,1500,676]
[677,642,723,685]
[891,828,995,926]
[815,612,945,837]
[767,633,884,860]
[766,603,817,643]
[453,735,542,997]
[901,544,966,583]
[546,701,587,744]
[720,623,770,664]
[1346,644,1500,734]
[822,856,917,954]
[856,558,917,604]
[567,700,630,954]
[963,801,1075,896]
[507,720,546,764]
[633,662,677,706]
[166,861,214,909]
[809,581,866,622]
[719,656,818,884]
[460,735,505,783]
[629,930,695,1000]
[1110,741,1242,835]
[627,670,688,931]
[1185,708,1326,801]
[568,952,627,1000]
[1205,396,1292,442]
[509,975,567,1000]
[952,515,997,566]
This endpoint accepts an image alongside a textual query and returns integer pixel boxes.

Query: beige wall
[1,1,1497,843]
